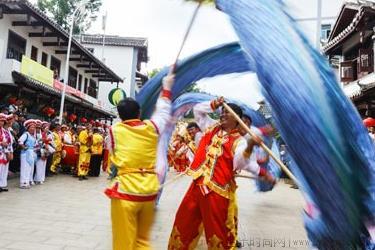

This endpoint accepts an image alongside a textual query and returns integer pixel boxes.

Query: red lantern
[80,117,87,123]
[363,117,375,128]
[46,108,55,117]
[69,114,77,122]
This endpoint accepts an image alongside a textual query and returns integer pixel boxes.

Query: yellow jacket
[105,119,159,201]
[53,131,62,152]
[91,133,103,155]
[78,130,91,154]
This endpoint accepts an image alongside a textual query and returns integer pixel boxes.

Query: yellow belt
[118,167,156,176]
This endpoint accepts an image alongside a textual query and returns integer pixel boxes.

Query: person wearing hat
[1,114,15,190]
[9,113,24,174]
[50,123,62,175]
[28,120,42,185]
[18,119,37,189]
[42,122,55,177]
[77,125,92,180]
[4,114,15,159]
[363,117,375,141]
[34,121,54,184]
[89,127,104,177]
[61,124,74,145]
[0,113,12,192]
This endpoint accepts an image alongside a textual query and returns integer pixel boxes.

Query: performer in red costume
[168,97,275,250]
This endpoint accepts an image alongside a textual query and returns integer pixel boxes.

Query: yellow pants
[50,152,61,173]
[78,152,91,177]
[111,198,155,250]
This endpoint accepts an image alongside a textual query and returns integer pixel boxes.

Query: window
[358,48,373,73]
[6,30,26,62]
[88,79,97,98]
[84,78,88,94]
[78,74,83,91]
[41,52,48,66]
[31,46,38,61]
[340,60,357,83]
[50,56,61,80]
[68,67,78,88]
[321,24,331,41]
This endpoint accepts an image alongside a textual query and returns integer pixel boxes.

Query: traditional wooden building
[323,0,375,117]
[76,34,149,111]
[0,0,123,121]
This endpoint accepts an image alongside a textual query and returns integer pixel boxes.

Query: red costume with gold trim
[169,124,242,250]
[169,139,190,172]
[168,101,268,250]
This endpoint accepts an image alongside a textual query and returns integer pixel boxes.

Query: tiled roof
[343,73,375,100]
[323,1,375,53]
[77,34,148,48]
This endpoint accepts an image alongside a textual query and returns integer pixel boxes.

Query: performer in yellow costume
[77,126,92,180]
[104,70,174,250]
[50,123,62,174]
[89,128,104,177]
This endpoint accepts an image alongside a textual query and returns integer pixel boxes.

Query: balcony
[0,58,21,84]
[340,48,374,84]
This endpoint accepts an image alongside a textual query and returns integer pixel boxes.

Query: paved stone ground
[0,171,308,250]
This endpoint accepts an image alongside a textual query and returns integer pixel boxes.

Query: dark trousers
[89,154,102,177]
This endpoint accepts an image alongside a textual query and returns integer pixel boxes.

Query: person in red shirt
[168,97,275,249]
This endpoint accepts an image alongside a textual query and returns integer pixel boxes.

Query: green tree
[37,0,102,34]
[148,68,162,78]
[182,82,200,93]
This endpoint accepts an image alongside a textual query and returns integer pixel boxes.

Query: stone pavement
[0,171,308,250]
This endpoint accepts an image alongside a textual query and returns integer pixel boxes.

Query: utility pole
[316,0,322,49]
[101,11,107,63]
[58,0,89,124]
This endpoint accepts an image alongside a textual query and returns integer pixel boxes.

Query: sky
[86,0,265,107]
[29,0,343,108]
[84,0,343,108]
[88,0,238,71]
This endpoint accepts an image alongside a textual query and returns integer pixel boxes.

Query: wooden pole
[159,170,187,190]
[172,1,202,73]
[235,174,257,180]
[222,102,299,185]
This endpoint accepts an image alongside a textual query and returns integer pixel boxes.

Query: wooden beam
[26,14,31,25]
[1,8,26,15]
[85,70,100,73]
[92,74,108,78]
[98,78,114,82]
[29,32,58,37]
[43,42,68,47]
[70,57,89,62]
[12,21,43,26]
[77,64,99,68]
[55,50,80,55]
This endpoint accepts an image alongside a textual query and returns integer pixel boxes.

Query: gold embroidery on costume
[169,226,184,249]
[207,234,225,250]
[188,223,204,250]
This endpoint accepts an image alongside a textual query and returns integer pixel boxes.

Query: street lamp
[58,0,90,124]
